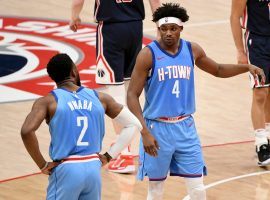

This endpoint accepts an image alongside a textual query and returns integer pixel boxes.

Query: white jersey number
[172,80,180,98]
[77,116,89,146]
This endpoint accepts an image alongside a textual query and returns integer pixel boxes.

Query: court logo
[0,16,153,103]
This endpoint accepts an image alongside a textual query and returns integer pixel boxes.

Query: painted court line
[182,170,270,200]
[0,139,256,183]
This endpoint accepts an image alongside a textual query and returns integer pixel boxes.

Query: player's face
[159,24,182,46]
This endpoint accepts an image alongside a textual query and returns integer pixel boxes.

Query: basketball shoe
[108,154,136,173]
[257,143,270,166]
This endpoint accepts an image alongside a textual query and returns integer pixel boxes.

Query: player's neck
[57,79,78,90]
[159,39,180,55]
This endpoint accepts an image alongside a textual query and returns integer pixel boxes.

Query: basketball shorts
[95,20,143,84]
[137,116,207,181]
[47,157,102,200]
[246,32,270,88]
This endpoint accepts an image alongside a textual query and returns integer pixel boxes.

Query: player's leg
[246,32,270,166]
[169,116,206,199]
[137,120,174,199]
[46,163,85,200]
[184,177,206,200]
[265,88,270,134]
[95,22,135,173]
[147,181,165,200]
[79,160,102,200]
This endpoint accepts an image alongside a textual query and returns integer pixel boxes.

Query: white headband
[158,17,183,27]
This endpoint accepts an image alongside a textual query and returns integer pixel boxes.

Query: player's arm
[148,0,161,13]
[70,0,85,32]
[148,0,161,38]
[97,92,142,165]
[230,0,248,64]
[191,42,265,83]
[127,47,159,157]
[21,96,59,175]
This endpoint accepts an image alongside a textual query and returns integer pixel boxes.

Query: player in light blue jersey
[127,3,265,200]
[21,53,142,200]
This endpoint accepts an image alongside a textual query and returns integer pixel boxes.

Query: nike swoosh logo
[157,56,165,60]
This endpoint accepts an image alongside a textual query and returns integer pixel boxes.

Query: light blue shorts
[47,159,102,200]
[137,116,207,181]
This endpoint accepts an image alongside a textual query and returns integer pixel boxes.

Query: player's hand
[69,17,81,32]
[237,51,248,64]
[248,64,266,85]
[141,129,159,157]
[40,161,61,175]
[98,154,109,166]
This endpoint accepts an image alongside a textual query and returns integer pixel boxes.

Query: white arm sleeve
[107,106,142,158]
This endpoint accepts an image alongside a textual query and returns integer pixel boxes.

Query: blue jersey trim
[93,90,99,98]
[50,91,58,103]
[153,39,183,58]
[60,86,84,93]
[146,45,155,82]
[186,41,194,66]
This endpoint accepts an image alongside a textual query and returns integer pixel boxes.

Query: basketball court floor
[1,0,270,199]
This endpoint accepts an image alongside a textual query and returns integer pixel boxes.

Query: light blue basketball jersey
[49,87,105,161]
[143,39,195,119]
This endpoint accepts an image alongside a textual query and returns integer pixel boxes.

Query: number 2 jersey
[49,87,105,161]
[143,39,195,120]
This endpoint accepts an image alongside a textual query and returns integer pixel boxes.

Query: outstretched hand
[248,64,266,85]
[141,129,159,157]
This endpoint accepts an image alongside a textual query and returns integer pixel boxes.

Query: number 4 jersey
[49,87,105,161]
[143,39,196,120]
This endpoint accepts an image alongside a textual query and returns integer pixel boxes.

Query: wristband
[103,152,112,162]
[40,162,49,171]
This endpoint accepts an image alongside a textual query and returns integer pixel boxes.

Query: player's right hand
[69,17,81,32]
[141,129,159,157]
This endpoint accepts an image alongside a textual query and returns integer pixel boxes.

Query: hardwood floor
[1,0,269,199]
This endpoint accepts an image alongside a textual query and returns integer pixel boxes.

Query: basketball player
[69,0,160,173]
[230,0,270,166]
[127,3,265,200]
[20,54,142,200]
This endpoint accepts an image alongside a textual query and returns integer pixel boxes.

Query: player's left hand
[98,154,109,166]
[41,161,61,175]
[248,64,266,85]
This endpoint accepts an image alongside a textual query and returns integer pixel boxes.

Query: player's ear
[179,26,183,32]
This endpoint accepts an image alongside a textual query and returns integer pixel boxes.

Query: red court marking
[0,172,41,183]
[0,139,255,183]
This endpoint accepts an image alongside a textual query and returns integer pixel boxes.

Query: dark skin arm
[127,47,159,157]
[20,95,60,175]
[96,92,125,165]
[192,42,265,82]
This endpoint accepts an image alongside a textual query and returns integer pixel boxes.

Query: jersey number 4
[172,80,180,98]
[77,116,89,146]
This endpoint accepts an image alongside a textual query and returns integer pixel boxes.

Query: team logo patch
[0,16,153,103]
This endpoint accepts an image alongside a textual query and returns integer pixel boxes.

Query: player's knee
[147,181,164,200]
[253,88,268,104]
[188,184,206,200]
[185,177,206,200]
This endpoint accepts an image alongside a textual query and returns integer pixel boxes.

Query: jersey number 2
[77,116,89,146]
[172,80,180,98]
